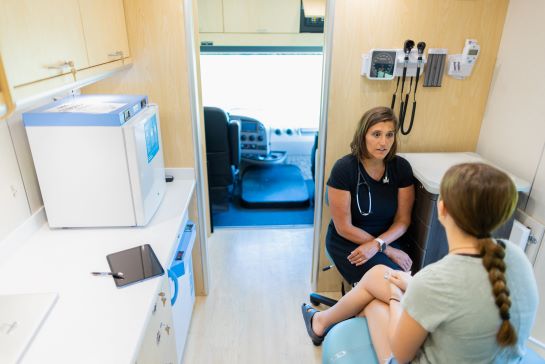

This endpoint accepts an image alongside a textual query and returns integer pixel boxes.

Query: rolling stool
[322,317,378,364]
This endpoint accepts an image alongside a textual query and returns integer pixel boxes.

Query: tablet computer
[106,244,164,288]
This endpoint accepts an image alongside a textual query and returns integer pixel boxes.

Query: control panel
[230,115,269,157]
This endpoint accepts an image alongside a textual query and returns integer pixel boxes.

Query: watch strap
[375,237,386,252]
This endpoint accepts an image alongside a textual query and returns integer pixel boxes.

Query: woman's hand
[347,241,378,266]
[388,270,412,292]
[385,246,412,272]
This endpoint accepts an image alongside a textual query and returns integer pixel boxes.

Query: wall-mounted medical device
[23,94,166,228]
[448,39,480,80]
[423,48,448,87]
[361,47,427,80]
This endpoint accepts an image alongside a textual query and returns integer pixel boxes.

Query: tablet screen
[106,244,164,288]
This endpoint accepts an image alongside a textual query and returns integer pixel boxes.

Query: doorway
[200,50,323,229]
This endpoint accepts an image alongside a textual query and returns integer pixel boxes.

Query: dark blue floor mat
[212,180,315,228]
[241,165,310,208]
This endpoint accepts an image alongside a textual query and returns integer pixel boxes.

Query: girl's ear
[437,199,448,222]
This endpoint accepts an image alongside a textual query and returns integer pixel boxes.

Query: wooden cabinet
[136,275,178,364]
[0,0,89,87]
[0,0,130,106]
[197,0,224,33]
[78,0,130,66]
[222,0,300,33]
[0,92,6,119]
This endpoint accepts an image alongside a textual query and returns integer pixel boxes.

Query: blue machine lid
[23,94,149,127]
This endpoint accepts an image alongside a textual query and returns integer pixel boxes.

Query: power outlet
[515,209,545,264]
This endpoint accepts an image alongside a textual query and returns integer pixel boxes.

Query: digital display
[241,121,257,133]
[468,49,479,56]
[145,114,160,163]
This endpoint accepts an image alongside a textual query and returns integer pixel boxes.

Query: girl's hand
[347,241,378,266]
[387,270,412,292]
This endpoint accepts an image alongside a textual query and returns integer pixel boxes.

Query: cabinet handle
[108,50,124,58]
[46,60,76,81]
[156,329,161,345]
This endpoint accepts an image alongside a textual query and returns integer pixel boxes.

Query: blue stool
[322,317,545,364]
[322,317,378,364]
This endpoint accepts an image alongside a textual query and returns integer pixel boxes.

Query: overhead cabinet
[0,0,130,102]
[0,0,89,88]
[78,0,130,66]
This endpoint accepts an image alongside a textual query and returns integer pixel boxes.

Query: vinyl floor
[183,228,337,364]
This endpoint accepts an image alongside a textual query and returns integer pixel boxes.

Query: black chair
[203,106,240,212]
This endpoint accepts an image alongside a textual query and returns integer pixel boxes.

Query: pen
[91,271,125,279]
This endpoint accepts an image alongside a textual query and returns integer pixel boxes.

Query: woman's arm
[328,186,375,244]
[376,185,415,245]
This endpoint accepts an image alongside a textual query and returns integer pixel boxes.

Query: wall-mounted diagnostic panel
[361,48,426,79]
[366,50,397,80]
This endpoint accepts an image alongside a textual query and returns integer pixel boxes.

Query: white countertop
[399,152,531,195]
[0,169,195,364]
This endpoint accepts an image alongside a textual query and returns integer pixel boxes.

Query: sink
[0,293,58,363]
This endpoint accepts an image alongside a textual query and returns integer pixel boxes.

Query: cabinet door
[197,0,224,33]
[0,0,89,87]
[0,121,30,241]
[223,0,300,33]
[78,0,130,66]
[136,275,177,364]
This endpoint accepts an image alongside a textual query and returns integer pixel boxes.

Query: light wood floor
[183,227,332,364]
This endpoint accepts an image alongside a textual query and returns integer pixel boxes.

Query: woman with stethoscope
[325,106,415,285]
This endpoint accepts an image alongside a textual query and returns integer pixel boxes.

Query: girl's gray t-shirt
[402,240,539,364]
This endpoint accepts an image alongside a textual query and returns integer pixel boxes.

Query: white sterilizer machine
[23,94,166,228]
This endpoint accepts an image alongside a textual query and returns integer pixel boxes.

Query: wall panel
[83,0,195,168]
[317,0,509,291]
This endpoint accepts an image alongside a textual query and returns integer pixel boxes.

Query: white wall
[477,0,545,356]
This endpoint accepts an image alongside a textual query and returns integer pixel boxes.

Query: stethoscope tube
[401,41,426,136]
[356,162,390,216]
[398,40,415,122]
[356,166,372,216]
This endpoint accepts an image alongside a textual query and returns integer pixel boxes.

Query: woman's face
[364,121,396,161]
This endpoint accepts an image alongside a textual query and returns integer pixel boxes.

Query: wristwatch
[375,237,387,253]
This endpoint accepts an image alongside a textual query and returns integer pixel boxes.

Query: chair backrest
[311,132,318,180]
[203,106,240,187]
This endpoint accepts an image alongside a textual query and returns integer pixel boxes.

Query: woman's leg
[311,264,393,336]
[362,299,392,363]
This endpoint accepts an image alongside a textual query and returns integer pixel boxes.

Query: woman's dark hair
[440,163,518,347]
[350,106,398,162]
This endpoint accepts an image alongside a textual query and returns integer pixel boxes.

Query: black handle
[391,94,396,109]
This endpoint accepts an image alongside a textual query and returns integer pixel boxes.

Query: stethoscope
[356,162,389,216]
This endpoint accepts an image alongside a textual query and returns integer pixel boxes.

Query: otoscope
[401,41,426,135]
[398,40,414,122]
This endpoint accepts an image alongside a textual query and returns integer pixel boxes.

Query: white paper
[45,102,125,114]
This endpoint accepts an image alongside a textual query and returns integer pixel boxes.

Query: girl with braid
[302,163,538,363]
